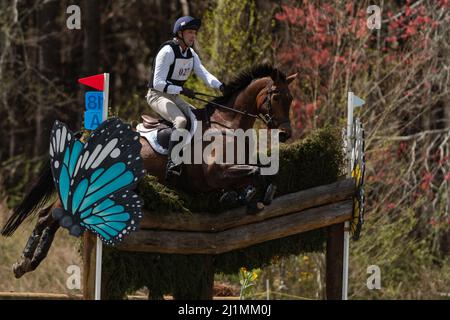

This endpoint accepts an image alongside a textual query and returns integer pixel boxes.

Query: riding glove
[181,87,196,99]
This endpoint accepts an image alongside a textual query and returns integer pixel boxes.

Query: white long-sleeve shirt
[152,43,222,95]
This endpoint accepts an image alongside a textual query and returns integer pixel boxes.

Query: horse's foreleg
[250,171,277,205]
[204,164,264,213]
[211,164,277,211]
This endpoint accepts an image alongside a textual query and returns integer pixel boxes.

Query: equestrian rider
[146,16,225,179]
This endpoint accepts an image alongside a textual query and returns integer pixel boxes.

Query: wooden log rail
[117,178,355,255]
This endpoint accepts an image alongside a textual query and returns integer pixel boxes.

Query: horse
[1,64,297,278]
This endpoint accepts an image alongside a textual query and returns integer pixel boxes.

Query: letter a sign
[78,73,109,130]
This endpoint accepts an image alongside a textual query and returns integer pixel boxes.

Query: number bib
[171,58,193,81]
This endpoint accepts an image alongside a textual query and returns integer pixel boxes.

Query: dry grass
[0,206,82,295]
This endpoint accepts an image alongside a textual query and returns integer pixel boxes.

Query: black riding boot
[165,128,183,181]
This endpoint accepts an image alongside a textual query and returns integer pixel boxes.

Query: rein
[191,87,279,127]
[191,95,260,119]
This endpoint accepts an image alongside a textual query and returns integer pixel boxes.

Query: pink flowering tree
[274,0,450,298]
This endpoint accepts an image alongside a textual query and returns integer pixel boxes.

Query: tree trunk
[179,0,189,16]
[82,0,100,75]
[36,0,60,157]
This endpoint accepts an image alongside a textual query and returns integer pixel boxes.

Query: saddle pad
[136,108,199,155]
[136,127,169,155]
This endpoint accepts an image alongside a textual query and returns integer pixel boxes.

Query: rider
[146,16,225,180]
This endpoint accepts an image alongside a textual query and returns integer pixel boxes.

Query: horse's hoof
[246,201,264,215]
[219,191,238,204]
[13,258,30,279]
[164,166,182,187]
[239,185,257,204]
[263,183,277,205]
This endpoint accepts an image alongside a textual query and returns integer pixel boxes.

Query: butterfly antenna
[1,158,55,237]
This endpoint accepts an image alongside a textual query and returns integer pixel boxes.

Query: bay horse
[1,64,297,278]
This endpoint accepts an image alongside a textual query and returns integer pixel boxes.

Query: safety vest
[148,40,194,91]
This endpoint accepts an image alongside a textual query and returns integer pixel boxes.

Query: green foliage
[183,0,274,108]
[239,267,260,299]
[198,0,274,81]
[274,125,345,195]
[101,249,215,299]
[100,127,344,299]
[349,205,450,299]
[253,253,325,300]
[1,156,44,208]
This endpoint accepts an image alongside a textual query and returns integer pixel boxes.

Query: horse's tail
[1,159,55,237]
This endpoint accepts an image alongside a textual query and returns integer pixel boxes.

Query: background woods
[0,0,449,299]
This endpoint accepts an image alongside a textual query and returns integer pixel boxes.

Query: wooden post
[199,255,214,300]
[326,223,344,300]
[172,255,215,300]
[82,231,96,300]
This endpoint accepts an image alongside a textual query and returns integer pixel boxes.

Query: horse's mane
[208,64,286,107]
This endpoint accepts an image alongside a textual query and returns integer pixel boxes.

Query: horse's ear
[286,73,298,85]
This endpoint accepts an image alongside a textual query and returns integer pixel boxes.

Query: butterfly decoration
[350,118,365,241]
[49,117,145,245]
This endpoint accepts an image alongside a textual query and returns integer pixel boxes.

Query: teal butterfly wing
[49,118,145,245]
[49,120,83,213]
[79,193,142,244]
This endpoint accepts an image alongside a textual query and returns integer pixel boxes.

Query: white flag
[353,95,365,107]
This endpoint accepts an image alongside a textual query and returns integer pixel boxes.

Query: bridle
[258,82,291,129]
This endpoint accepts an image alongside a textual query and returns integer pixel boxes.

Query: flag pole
[343,91,365,299]
[343,91,354,300]
[95,237,102,300]
[102,73,109,123]
[94,73,109,300]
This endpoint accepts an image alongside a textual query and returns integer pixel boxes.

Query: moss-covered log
[119,200,352,254]
[95,126,345,299]
[135,178,354,232]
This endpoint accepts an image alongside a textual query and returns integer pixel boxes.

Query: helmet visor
[180,18,201,31]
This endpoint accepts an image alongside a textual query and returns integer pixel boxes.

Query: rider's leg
[146,89,188,178]
[146,89,188,128]
[174,95,196,116]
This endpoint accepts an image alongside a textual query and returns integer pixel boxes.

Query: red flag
[78,74,104,91]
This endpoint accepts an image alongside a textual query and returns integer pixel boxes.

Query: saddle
[140,115,174,150]
[141,114,172,130]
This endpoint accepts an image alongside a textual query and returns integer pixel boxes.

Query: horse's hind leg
[12,203,56,278]
[23,205,54,258]
[29,219,60,272]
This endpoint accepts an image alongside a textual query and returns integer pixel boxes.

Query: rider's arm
[153,45,183,94]
[192,50,222,89]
